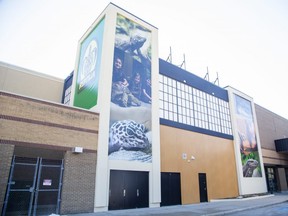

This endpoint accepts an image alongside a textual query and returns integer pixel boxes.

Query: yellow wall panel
[160,125,239,204]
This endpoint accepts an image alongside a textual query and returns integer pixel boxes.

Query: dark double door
[2,156,63,216]
[109,170,149,210]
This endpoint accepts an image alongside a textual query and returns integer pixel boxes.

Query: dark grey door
[135,171,149,208]
[198,173,208,202]
[161,172,181,206]
[109,170,149,210]
[2,156,63,216]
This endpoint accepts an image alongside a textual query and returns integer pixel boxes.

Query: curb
[210,194,274,202]
[206,199,288,216]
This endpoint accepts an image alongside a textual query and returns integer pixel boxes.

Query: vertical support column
[150,27,161,207]
[277,168,288,191]
[93,6,116,212]
[227,86,267,195]
[70,3,161,212]
[60,151,97,214]
[0,144,14,211]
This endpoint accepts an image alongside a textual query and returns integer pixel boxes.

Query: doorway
[109,170,149,210]
[160,172,181,206]
[198,173,208,202]
[265,167,278,193]
[2,156,64,216]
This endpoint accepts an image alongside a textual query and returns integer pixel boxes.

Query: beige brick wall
[1,119,98,150]
[0,92,99,151]
[0,92,100,215]
[61,151,97,214]
[0,144,14,210]
[0,92,99,132]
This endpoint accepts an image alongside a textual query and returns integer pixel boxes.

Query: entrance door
[265,167,278,193]
[161,172,181,206]
[198,173,208,202]
[109,170,149,210]
[2,156,64,216]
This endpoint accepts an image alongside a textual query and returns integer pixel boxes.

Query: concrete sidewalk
[68,192,288,216]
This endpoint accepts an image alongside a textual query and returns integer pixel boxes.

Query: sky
[0,0,288,119]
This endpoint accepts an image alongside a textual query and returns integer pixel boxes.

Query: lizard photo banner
[108,13,152,162]
[234,94,262,177]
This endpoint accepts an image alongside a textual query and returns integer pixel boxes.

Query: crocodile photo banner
[234,94,262,177]
[73,18,105,109]
[108,13,152,162]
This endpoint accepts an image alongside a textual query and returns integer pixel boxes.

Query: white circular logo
[81,39,98,80]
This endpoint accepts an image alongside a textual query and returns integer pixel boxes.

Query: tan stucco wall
[0,62,64,103]
[277,168,288,191]
[255,104,288,151]
[160,125,239,204]
[255,104,288,166]
[261,148,288,166]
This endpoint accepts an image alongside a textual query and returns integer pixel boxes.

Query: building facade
[255,104,288,192]
[0,91,99,215]
[1,3,288,215]
[158,59,238,204]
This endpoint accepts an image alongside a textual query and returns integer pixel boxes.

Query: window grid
[63,86,72,105]
[159,75,178,122]
[159,74,232,135]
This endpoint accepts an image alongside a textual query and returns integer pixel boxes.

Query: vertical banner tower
[70,3,161,212]
[227,87,267,195]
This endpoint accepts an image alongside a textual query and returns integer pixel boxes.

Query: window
[159,74,232,135]
[63,86,72,105]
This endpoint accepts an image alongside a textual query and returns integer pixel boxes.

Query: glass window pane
[159,110,163,118]
[164,93,168,101]
[178,98,182,106]
[159,92,164,100]
[174,113,178,121]
[163,76,168,84]
[169,94,173,103]
[173,96,177,104]
[164,102,169,110]
[173,104,177,111]
[172,80,176,87]
[173,87,177,95]
[159,101,163,109]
